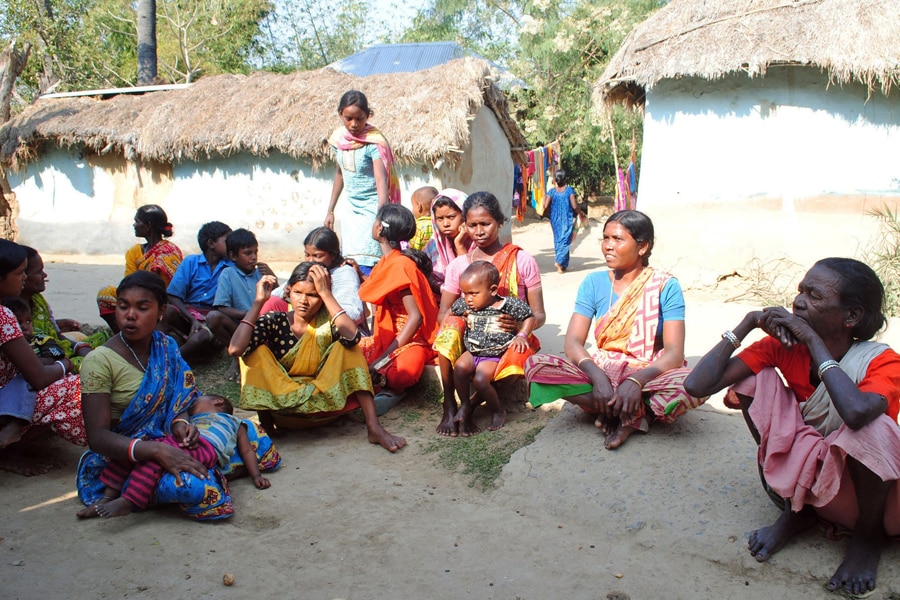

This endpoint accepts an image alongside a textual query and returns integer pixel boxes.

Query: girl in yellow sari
[525,210,706,449]
[228,262,405,453]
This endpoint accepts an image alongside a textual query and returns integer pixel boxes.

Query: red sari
[359,249,438,391]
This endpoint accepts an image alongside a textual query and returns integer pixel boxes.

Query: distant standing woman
[324,90,400,276]
[546,170,584,273]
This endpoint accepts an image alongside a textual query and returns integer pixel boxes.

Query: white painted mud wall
[8,104,516,258]
[635,67,900,283]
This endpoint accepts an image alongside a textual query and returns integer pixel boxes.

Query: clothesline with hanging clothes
[512,140,562,222]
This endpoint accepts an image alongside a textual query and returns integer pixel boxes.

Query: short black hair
[338,90,371,116]
[375,204,417,248]
[117,271,168,308]
[815,257,886,341]
[226,228,258,257]
[0,240,28,278]
[1,296,30,318]
[197,221,232,251]
[461,260,499,287]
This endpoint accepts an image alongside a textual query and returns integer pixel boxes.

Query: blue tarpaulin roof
[329,42,526,90]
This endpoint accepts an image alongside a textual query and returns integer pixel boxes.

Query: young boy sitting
[450,261,535,435]
[408,186,439,251]
[161,221,232,364]
[79,393,271,519]
[206,228,274,380]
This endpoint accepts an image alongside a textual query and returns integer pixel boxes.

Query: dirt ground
[2,216,900,599]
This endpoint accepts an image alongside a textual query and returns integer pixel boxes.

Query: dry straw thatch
[594,0,900,110]
[0,57,527,171]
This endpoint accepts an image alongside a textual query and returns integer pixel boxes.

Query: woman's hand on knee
[611,380,642,419]
[154,443,208,480]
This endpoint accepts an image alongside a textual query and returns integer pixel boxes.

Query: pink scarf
[328,124,400,204]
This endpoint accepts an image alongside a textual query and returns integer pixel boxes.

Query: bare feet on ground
[488,409,507,432]
[0,422,25,449]
[826,534,883,596]
[436,409,459,437]
[76,496,114,519]
[367,426,406,452]
[604,423,637,450]
[594,414,613,435]
[0,448,53,476]
[455,404,480,437]
[747,505,815,562]
[224,357,240,383]
[95,497,134,519]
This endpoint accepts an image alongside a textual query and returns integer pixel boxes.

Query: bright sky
[367,0,428,43]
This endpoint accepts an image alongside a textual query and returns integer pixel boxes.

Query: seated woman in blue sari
[76,271,278,521]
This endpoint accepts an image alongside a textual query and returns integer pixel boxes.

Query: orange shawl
[359,249,439,357]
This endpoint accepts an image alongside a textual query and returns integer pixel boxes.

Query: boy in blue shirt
[207,228,274,380]
[161,221,232,363]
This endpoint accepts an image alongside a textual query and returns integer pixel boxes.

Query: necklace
[119,332,147,372]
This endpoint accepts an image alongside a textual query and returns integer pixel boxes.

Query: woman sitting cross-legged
[230,263,405,452]
[76,271,240,521]
[684,258,900,596]
[525,210,706,449]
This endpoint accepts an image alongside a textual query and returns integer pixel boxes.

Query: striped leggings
[100,436,218,509]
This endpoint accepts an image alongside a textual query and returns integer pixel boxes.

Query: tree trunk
[0,41,31,124]
[137,0,158,85]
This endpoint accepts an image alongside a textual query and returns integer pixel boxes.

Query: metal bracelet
[721,330,740,349]
[817,359,841,379]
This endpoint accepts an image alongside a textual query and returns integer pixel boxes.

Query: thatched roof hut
[594,0,900,110]
[589,0,900,282]
[0,57,527,257]
[1,56,527,170]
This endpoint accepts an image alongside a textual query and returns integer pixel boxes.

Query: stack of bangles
[54,360,68,379]
[818,359,841,379]
[127,438,142,462]
[239,319,255,329]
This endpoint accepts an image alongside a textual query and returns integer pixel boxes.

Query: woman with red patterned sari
[525,210,705,449]
[434,191,546,436]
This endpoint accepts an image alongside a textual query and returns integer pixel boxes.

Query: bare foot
[488,409,507,432]
[455,404,480,437]
[367,425,406,452]
[748,505,815,562]
[826,534,883,596]
[0,448,53,476]
[594,414,614,435]
[436,409,458,437]
[95,497,134,519]
[0,421,25,449]
[604,423,637,449]
[76,496,114,519]
[224,358,240,383]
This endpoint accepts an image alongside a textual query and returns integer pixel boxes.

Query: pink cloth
[441,249,541,299]
[734,368,900,535]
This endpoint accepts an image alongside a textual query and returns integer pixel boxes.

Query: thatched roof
[0,57,527,170]
[594,0,900,110]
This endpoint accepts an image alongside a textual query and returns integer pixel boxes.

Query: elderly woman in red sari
[525,210,705,449]
[685,258,900,596]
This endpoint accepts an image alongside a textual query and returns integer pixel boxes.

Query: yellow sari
[239,311,372,420]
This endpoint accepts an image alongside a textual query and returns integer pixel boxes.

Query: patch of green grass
[191,353,240,402]
[423,425,543,491]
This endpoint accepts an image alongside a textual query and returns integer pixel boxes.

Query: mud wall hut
[0,57,526,257]
[594,0,900,275]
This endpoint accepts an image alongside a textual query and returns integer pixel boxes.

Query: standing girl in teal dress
[324,90,400,276]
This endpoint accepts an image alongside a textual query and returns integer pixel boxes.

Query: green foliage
[250,0,370,71]
[423,424,542,490]
[509,0,660,196]
[862,205,900,317]
[399,0,660,196]
[0,0,270,101]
